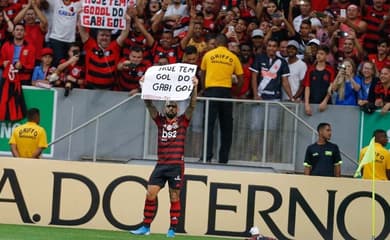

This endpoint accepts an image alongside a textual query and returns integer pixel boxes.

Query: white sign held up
[142,63,197,101]
[81,0,130,30]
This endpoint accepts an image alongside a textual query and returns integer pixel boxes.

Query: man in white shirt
[282,40,307,101]
[48,0,81,65]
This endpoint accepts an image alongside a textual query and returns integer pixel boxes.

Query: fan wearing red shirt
[13,0,48,62]
[150,31,183,64]
[368,39,390,72]
[202,0,217,32]
[233,43,253,99]
[303,45,335,116]
[55,43,85,96]
[122,15,153,58]
[117,45,151,94]
[78,14,131,89]
[374,65,390,114]
[362,0,390,54]
[0,23,35,121]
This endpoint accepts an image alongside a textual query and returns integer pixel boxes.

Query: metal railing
[144,97,357,167]
[49,95,357,167]
[48,94,139,162]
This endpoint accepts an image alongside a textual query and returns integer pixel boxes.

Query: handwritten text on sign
[81,0,128,29]
[142,63,197,101]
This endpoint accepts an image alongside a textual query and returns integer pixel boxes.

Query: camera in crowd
[338,64,346,70]
[72,49,80,56]
[124,62,138,69]
[271,13,282,19]
[47,72,59,83]
[64,75,79,97]
[337,31,348,38]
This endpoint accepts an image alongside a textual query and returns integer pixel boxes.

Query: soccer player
[130,76,198,238]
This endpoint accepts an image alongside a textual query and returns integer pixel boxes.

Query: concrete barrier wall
[1,157,389,239]
[0,87,363,175]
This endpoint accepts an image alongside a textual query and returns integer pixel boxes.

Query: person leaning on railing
[373,65,390,115]
[357,61,379,114]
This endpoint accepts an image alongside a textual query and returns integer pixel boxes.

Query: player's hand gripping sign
[141,63,197,101]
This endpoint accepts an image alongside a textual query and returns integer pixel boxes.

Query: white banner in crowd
[142,63,197,101]
[81,0,129,29]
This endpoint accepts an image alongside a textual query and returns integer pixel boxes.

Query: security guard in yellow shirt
[9,108,48,158]
[200,34,243,164]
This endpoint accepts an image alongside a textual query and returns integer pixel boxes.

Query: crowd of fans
[0,0,389,120]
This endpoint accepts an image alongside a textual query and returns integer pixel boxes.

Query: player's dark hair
[317,122,330,132]
[27,108,40,121]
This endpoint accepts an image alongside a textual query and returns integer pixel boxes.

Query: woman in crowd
[255,0,279,23]
[357,61,379,110]
[329,58,361,105]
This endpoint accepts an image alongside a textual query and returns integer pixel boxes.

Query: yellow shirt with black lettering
[9,122,48,158]
[201,46,243,88]
[360,143,390,180]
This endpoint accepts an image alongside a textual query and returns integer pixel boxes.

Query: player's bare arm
[185,77,198,119]
[140,76,158,119]
[10,144,20,157]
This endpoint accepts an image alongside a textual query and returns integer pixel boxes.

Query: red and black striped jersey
[122,34,149,57]
[150,41,182,64]
[374,81,390,103]
[117,59,151,91]
[363,5,390,54]
[154,114,190,165]
[84,38,120,87]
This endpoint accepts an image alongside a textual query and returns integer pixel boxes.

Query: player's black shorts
[148,164,184,189]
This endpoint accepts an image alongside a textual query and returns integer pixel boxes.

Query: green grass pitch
[0,224,234,240]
